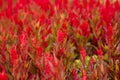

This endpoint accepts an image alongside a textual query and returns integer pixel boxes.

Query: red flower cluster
[80,47,86,60]
[57,30,67,43]
[11,45,18,67]
[0,67,7,80]
[0,0,120,79]
[80,20,90,37]
[0,71,7,80]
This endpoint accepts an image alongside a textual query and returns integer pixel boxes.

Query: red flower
[59,48,65,56]
[55,0,68,10]
[72,68,79,80]
[62,20,67,30]
[11,45,18,66]
[0,10,5,18]
[69,11,79,28]
[39,13,46,25]
[100,0,115,24]
[90,57,95,69]
[0,0,3,7]
[93,37,98,46]
[97,46,103,56]
[37,46,43,57]
[57,30,67,43]
[71,0,82,11]
[19,0,30,6]
[8,0,13,8]
[80,47,86,59]
[6,7,12,19]
[89,0,96,9]
[42,53,53,79]
[106,24,113,44]
[114,0,120,11]
[82,70,87,80]
[80,20,90,37]
[31,37,36,46]
[19,31,27,48]
[44,61,52,78]
[26,26,32,37]
[0,70,7,80]
[90,58,95,66]
[34,0,51,11]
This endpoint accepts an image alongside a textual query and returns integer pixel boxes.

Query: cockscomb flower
[1,36,6,51]
[44,61,52,79]
[0,10,5,19]
[100,0,115,24]
[43,52,65,79]
[19,0,30,6]
[39,13,46,25]
[34,0,51,11]
[114,0,120,11]
[90,57,95,66]
[26,26,32,37]
[11,45,18,67]
[5,0,13,19]
[59,48,65,56]
[37,46,43,57]
[80,47,86,60]
[90,57,95,69]
[42,53,54,79]
[19,31,27,48]
[57,29,67,43]
[72,68,79,80]
[106,24,113,44]
[97,46,103,57]
[62,20,67,30]
[93,37,98,46]
[55,0,68,10]
[6,6,12,19]
[80,20,90,37]
[69,11,79,28]
[89,0,97,10]
[0,0,3,7]
[31,37,37,46]
[0,68,7,80]
[82,70,87,80]
[71,0,82,11]
[7,0,13,8]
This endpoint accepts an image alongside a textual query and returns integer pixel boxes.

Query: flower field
[0,0,120,80]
